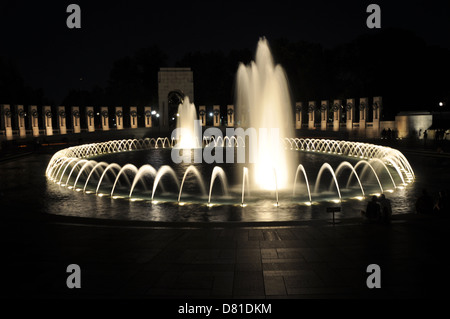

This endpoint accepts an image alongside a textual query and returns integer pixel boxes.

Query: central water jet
[236,37,294,190]
[175,96,200,149]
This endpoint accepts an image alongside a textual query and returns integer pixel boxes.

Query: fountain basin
[44,137,414,222]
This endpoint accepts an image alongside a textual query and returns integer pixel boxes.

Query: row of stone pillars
[1,98,380,139]
[198,105,235,127]
[0,105,153,140]
[295,97,382,131]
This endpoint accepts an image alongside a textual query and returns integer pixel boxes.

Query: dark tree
[0,56,50,106]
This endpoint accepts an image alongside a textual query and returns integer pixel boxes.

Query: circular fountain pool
[44,137,414,223]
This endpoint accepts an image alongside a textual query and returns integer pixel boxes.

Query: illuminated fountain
[46,137,414,209]
[44,38,415,222]
[175,96,200,149]
[236,37,294,190]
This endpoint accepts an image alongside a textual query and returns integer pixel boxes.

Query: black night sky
[1,0,449,115]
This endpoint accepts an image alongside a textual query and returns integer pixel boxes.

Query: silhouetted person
[361,196,381,222]
[379,194,392,223]
[434,190,449,215]
[387,128,392,140]
[415,189,433,215]
[423,130,428,145]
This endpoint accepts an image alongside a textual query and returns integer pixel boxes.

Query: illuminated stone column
[71,106,81,133]
[346,99,355,130]
[332,100,341,132]
[29,105,39,137]
[320,100,328,131]
[129,106,138,129]
[57,106,67,135]
[227,105,234,127]
[295,102,302,129]
[359,97,368,129]
[115,107,123,130]
[308,101,316,129]
[15,105,26,138]
[199,106,206,126]
[372,96,382,132]
[1,104,13,140]
[144,106,152,128]
[100,107,109,131]
[86,106,95,132]
[42,105,53,136]
[213,105,220,127]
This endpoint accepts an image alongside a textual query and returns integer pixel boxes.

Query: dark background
[1,0,449,120]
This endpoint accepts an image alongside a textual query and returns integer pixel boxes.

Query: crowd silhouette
[416,189,450,216]
[361,188,448,224]
[381,128,398,140]
[361,194,392,224]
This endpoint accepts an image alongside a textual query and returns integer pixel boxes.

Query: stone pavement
[1,138,449,302]
[1,211,449,300]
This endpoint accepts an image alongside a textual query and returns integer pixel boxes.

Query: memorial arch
[158,68,194,129]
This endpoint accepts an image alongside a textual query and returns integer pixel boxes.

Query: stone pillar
[57,106,67,135]
[71,106,81,133]
[227,105,235,127]
[213,105,220,127]
[320,100,328,131]
[346,99,355,130]
[86,106,95,132]
[372,96,382,132]
[308,101,316,129]
[42,105,53,136]
[1,104,13,140]
[144,106,152,128]
[100,107,109,131]
[359,98,368,129]
[199,106,206,126]
[332,100,341,132]
[115,107,124,130]
[129,106,138,129]
[295,102,302,129]
[15,105,26,138]
[29,105,39,137]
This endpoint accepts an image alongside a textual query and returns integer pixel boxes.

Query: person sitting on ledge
[415,189,434,215]
[378,194,392,223]
[433,190,450,215]
[361,196,382,222]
